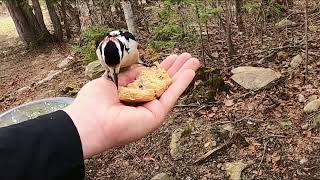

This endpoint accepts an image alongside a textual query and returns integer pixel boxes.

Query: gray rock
[303,99,320,113]
[299,158,308,165]
[301,123,309,130]
[311,114,320,128]
[275,19,297,29]
[36,70,62,85]
[308,95,318,102]
[85,61,105,80]
[231,66,281,90]
[298,94,306,103]
[151,173,173,180]
[290,55,303,68]
[170,128,191,160]
[224,161,250,180]
[17,86,31,94]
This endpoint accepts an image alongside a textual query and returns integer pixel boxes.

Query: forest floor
[1,5,320,180]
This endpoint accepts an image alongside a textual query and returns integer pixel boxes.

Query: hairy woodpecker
[96,30,146,89]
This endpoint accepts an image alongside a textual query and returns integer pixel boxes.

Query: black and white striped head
[95,30,137,88]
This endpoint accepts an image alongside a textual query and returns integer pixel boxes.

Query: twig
[258,140,269,169]
[267,134,287,138]
[304,0,309,84]
[194,133,248,164]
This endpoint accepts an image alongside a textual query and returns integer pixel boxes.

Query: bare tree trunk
[235,0,245,32]
[5,0,51,46]
[61,0,71,39]
[45,0,63,42]
[121,0,137,36]
[195,1,206,67]
[226,0,236,56]
[31,0,48,33]
[304,0,309,83]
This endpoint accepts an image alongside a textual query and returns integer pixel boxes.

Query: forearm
[0,110,85,180]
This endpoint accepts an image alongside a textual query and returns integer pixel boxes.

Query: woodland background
[1,0,320,179]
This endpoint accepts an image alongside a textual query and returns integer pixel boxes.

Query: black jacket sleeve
[0,110,85,180]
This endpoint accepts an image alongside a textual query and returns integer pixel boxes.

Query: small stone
[277,51,289,61]
[217,163,222,169]
[170,128,191,160]
[151,173,173,180]
[212,140,217,147]
[303,99,320,113]
[299,158,308,165]
[290,55,303,68]
[16,86,31,94]
[275,19,297,29]
[298,94,306,103]
[311,115,320,128]
[222,123,234,133]
[85,61,105,80]
[301,123,309,130]
[204,142,211,148]
[224,161,250,180]
[308,95,318,102]
[57,57,72,69]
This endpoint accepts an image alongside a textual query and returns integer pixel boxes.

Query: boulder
[303,99,320,113]
[85,61,105,79]
[290,55,303,68]
[231,66,281,90]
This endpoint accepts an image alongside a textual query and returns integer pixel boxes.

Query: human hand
[63,53,200,159]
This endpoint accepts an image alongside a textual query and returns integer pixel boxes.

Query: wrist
[63,104,112,159]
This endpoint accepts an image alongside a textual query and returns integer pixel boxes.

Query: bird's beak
[113,69,118,89]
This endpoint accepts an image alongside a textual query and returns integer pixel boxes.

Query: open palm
[64,53,200,158]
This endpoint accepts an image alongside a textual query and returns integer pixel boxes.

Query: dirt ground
[2,4,320,180]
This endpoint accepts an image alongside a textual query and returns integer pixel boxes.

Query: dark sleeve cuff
[0,110,85,180]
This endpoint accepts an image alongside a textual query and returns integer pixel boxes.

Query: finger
[160,54,177,70]
[160,69,196,114]
[118,67,145,86]
[141,99,166,124]
[172,58,201,81]
[167,53,192,77]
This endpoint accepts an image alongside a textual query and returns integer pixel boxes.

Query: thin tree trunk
[45,0,63,42]
[235,0,245,32]
[226,0,236,56]
[5,1,35,45]
[121,0,137,36]
[304,0,309,83]
[61,0,71,39]
[31,0,48,33]
[5,0,51,46]
[195,1,206,67]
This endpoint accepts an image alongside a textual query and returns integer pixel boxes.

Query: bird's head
[96,35,124,89]
[96,30,138,89]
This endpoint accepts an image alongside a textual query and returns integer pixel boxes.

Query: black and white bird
[95,30,146,89]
